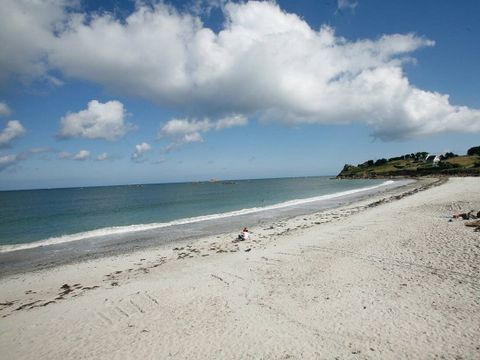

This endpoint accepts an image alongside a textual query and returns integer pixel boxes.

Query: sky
[0,0,479,190]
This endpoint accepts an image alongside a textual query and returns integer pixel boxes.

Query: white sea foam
[0,180,395,253]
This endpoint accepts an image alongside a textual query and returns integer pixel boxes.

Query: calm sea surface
[0,177,389,251]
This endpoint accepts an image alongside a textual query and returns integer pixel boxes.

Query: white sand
[1,177,479,359]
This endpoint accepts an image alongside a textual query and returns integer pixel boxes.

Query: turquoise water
[0,177,387,251]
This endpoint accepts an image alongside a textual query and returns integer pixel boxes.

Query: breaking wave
[0,180,394,253]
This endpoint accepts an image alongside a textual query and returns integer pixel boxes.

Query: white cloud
[337,0,358,11]
[57,149,90,161]
[73,150,90,161]
[0,120,26,147]
[58,150,97,161]
[215,114,248,130]
[0,101,12,116]
[1,1,480,140]
[191,0,226,17]
[182,132,204,143]
[0,154,18,171]
[159,118,212,138]
[132,142,152,161]
[0,0,68,85]
[96,152,109,161]
[158,115,247,151]
[58,100,131,141]
[136,142,152,153]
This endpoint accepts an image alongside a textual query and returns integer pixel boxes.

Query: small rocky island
[337,146,480,178]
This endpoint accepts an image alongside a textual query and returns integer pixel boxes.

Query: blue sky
[0,0,479,190]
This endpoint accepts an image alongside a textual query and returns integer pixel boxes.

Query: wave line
[0,180,394,253]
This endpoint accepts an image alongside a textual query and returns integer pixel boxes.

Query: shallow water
[0,177,413,275]
[0,176,388,251]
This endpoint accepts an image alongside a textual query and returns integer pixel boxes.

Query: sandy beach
[0,177,479,359]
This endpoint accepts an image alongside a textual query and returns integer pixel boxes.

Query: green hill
[337,146,480,178]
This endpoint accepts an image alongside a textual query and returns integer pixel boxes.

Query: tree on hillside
[467,146,480,156]
[415,152,428,160]
[358,160,374,167]
[388,156,402,161]
[443,152,458,159]
[374,158,387,166]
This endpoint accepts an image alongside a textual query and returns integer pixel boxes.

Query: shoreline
[2,177,479,359]
[0,178,417,277]
[0,177,440,290]
[0,179,396,254]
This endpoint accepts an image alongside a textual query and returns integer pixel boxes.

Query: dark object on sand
[465,219,480,232]
[465,219,480,228]
[453,210,478,220]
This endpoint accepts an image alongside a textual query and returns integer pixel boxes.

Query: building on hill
[425,154,441,166]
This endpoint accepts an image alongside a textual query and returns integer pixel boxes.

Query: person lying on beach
[237,227,250,241]
[452,210,478,220]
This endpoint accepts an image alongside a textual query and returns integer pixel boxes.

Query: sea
[0,176,408,274]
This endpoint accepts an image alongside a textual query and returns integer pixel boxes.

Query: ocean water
[0,177,393,254]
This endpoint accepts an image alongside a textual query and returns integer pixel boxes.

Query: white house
[425,154,441,166]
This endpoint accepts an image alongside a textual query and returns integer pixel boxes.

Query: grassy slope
[338,155,480,178]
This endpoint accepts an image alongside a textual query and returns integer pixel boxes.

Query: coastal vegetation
[337,146,480,178]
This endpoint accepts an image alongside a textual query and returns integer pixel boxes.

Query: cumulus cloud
[57,150,91,161]
[73,150,90,161]
[159,114,247,151]
[1,1,480,140]
[0,154,18,171]
[0,101,12,116]
[131,142,152,162]
[215,114,248,130]
[190,0,226,17]
[72,150,90,161]
[0,120,26,147]
[160,118,212,139]
[0,0,69,85]
[58,100,131,141]
[96,152,109,161]
[0,147,58,170]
